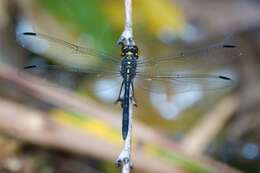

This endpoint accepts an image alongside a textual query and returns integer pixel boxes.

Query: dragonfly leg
[115,159,122,168]
[131,81,137,107]
[114,81,124,107]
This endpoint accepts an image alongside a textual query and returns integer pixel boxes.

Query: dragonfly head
[121,45,139,58]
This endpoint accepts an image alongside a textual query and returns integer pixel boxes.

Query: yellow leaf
[103,0,186,37]
[51,109,122,145]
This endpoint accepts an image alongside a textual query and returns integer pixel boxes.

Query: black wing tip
[223,44,236,48]
[218,75,232,80]
[22,32,37,36]
[24,65,37,69]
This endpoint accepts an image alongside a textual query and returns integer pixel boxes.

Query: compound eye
[124,48,129,53]
[129,48,135,53]
[134,46,139,53]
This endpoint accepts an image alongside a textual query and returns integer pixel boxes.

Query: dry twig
[116,0,135,172]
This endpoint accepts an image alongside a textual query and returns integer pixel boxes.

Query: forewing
[17,32,121,69]
[135,37,240,94]
[137,38,242,75]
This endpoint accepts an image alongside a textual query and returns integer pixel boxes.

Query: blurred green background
[0,0,260,173]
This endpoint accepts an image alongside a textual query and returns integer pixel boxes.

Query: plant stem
[117,0,135,46]
[116,0,135,172]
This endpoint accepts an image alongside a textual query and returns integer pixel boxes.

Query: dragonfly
[17,32,240,140]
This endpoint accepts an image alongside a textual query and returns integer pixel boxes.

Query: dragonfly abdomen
[122,81,130,140]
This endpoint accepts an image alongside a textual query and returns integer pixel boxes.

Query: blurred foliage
[52,109,122,145]
[37,0,186,51]
[103,0,186,34]
[145,144,213,173]
[1,0,260,173]
[38,0,118,52]
[51,110,215,173]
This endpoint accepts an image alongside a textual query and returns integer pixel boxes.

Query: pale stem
[116,0,135,172]
[117,0,135,46]
[116,97,133,172]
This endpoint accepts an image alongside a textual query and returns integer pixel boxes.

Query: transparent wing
[137,38,242,74]
[17,32,121,69]
[17,32,123,91]
[135,73,235,94]
[20,61,122,92]
[135,38,240,93]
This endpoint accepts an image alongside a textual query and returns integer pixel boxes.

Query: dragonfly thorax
[120,45,138,80]
[121,45,139,58]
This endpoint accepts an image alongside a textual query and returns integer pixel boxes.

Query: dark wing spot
[218,75,231,80]
[24,65,37,69]
[22,32,37,36]
[223,44,236,48]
